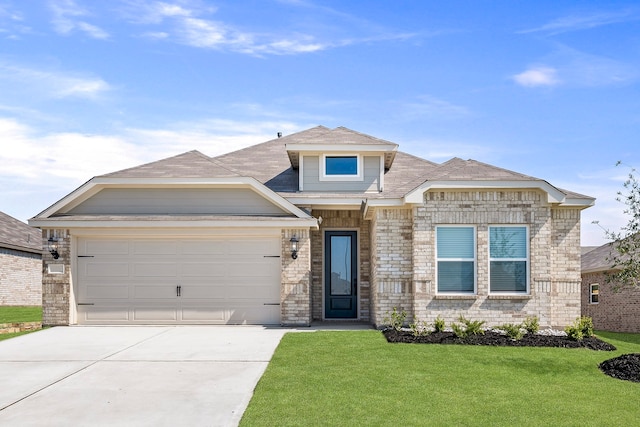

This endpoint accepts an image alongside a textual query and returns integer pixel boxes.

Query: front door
[324,231,357,318]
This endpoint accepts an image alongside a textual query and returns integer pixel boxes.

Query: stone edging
[0,321,42,334]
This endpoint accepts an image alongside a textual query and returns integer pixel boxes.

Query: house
[0,211,42,306]
[581,241,640,333]
[29,126,594,327]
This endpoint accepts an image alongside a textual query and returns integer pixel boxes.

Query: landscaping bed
[383,328,617,351]
[599,353,640,383]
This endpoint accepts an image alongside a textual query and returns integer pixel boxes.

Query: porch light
[47,237,60,259]
[290,236,299,260]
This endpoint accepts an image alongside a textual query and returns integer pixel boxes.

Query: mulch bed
[382,329,617,351]
[599,354,640,383]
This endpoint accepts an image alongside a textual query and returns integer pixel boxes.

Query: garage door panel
[133,262,178,277]
[83,284,130,299]
[181,305,227,322]
[133,306,178,321]
[84,262,130,277]
[180,262,227,277]
[77,237,281,325]
[83,240,130,255]
[134,285,178,299]
[80,306,130,322]
[133,241,178,255]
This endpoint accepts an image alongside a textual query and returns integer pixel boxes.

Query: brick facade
[369,190,582,328]
[41,229,71,326]
[582,272,640,333]
[281,228,312,326]
[0,248,41,306]
[309,210,371,321]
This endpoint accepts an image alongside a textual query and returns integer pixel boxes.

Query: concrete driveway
[0,326,289,427]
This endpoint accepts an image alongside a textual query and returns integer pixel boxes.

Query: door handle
[177,285,181,297]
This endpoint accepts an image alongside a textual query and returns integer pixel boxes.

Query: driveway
[0,326,289,427]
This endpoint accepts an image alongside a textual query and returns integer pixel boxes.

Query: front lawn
[241,330,640,426]
[0,306,42,323]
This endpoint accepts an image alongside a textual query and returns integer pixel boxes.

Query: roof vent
[277,132,282,138]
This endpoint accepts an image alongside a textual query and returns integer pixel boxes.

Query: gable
[66,188,290,216]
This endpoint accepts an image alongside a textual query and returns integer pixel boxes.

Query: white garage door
[76,237,281,325]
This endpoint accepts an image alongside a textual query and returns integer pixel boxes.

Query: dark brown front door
[324,231,357,318]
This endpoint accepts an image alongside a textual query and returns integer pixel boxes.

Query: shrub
[498,323,524,341]
[433,316,446,333]
[384,307,407,331]
[451,316,486,338]
[522,316,539,334]
[409,317,430,337]
[565,316,594,341]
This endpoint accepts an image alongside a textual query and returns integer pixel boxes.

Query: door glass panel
[330,236,352,296]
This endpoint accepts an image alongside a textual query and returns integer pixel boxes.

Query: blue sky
[1,0,639,245]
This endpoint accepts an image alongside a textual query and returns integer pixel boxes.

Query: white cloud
[512,66,560,87]
[0,63,111,99]
[48,0,110,39]
[519,10,638,35]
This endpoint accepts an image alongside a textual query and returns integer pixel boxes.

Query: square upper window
[325,156,358,175]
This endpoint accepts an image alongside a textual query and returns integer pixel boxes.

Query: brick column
[281,229,311,326]
[41,229,71,326]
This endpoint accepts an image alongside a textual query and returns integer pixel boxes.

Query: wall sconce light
[290,235,299,259]
[47,237,60,259]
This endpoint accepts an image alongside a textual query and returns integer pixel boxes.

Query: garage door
[76,237,281,324]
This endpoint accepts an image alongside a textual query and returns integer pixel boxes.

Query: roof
[582,241,617,273]
[0,211,42,254]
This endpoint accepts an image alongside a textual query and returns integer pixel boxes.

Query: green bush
[384,307,407,331]
[522,316,539,334]
[497,323,524,341]
[451,316,486,338]
[565,316,594,341]
[433,316,446,333]
[409,317,430,337]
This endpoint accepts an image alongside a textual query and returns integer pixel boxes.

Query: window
[436,226,475,293]
[590,284,599,304]
[325,156,358,175]
[489,226,528,293]
[320,155,363,181]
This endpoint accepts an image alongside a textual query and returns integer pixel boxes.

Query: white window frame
[320,154,363,181]
[488,225,530,294]
[590,283,599,304]
[435,225,477,294]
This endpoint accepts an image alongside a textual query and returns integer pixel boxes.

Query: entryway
[324,230,358,319]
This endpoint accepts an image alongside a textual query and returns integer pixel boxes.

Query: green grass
[241,330,640,427]
[0,306,42,323]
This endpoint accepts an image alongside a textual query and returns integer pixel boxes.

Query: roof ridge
[100,150,204,177]
[331,126,398,146]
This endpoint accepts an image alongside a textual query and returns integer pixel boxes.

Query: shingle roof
[0,211,42,253]
[78,126,592,204]
[103,150,242,179]
[582,241,616,273]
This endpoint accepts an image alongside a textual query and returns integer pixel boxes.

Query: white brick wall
[370,190,582,328]
[0,249,42,306]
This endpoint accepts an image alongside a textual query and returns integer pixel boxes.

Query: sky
[1,0,639,246]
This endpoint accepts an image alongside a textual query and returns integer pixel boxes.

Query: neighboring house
[581,241,640,333]
[0,211,42,306]
[29,126,594,327]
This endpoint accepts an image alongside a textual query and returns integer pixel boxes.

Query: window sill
[434,294,477,300]
[487,294,532,300]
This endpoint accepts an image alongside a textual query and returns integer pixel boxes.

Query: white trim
[379,156,385,192]
[404,180,576,205]
[286,143,397,153]
[30,218,319,229]
[32,176,314,222]
[69,228,283,237]
[319,154,363,182]
[299,154,304,191]
[435,225,477,295]
[488,225,530,295]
